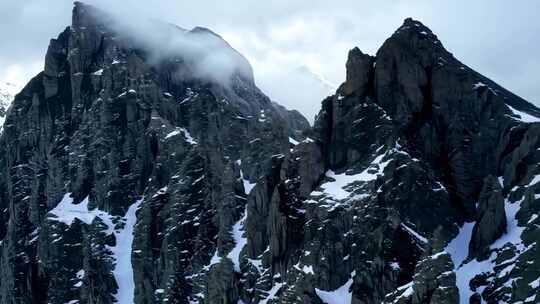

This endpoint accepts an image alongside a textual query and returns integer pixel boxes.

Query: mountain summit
[1,4,539,304]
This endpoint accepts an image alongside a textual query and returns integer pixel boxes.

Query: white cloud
[0,62,43,87]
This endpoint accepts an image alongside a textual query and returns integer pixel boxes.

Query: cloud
[1,0,539,120]
[88,5,254,85]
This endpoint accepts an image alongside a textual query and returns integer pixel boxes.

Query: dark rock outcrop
[469,176,507,259]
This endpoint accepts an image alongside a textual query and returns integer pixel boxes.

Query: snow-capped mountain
[0,82,21,132]
[1,3,540,304]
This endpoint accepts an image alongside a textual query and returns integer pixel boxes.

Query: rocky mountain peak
[343,47,374,96]
[388,17,446,54]
[330,18,540,217]
[72,1,106,27]
[397,18,439,38]
[70,1,254,86]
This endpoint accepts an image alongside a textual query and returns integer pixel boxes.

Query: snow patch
[294,263,314,275]
[111,198,143,304]
[390,262,400,270]
[400,223,428,244]
[227,207,248,272]
[48,194,115,235]
[454,256,493,303]
[237,160,256,194]
[48,194,143,303]
[316,150,391,200]
[529,276,540,289]
[489,197,526,251]
[315,275,354,304]
[165,127,197,144]
[260,282,284,304]
[445,222,475,268]
[472,81,487,90]
[505,104,540,123]
[203,250,222,271]
[76,269,85,279]
[248,258,263,273]
[179,89,198,104]
[289,137,299,145]
[453,183,527,303]
[396,281,414,301]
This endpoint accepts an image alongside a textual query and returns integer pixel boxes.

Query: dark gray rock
[469,175,507,259]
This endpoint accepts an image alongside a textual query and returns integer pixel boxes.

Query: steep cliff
[1,4,539,304]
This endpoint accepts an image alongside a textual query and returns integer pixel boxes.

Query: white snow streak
[400,223,428,244]
[237,160,256,194]
[294,262,314,275]
[445,222,475,268]
[203,250,222,271]
[111,199,143,304]
[260,282,284,304]
[489,197,526,251]
[227,207,248,272]
[472,81,487,90]
[49,194,115,234]
[315,275,354,304]
[506,104,540,123]
[451,176,528,303]
[317,151,390,200]
[288,137,299,145]
[48,194,143,303]
[165,127,197,144]
[396,281,414,301]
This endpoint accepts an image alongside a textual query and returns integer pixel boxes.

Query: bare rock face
[469,176,507,259]
[2,4,540,304]
[343,47,374,96]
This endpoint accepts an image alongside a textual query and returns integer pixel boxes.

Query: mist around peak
[77,1,254,86]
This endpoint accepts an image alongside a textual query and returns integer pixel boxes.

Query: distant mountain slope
[0,82,21,133]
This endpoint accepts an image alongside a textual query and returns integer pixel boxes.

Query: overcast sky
[1,0,539,121]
